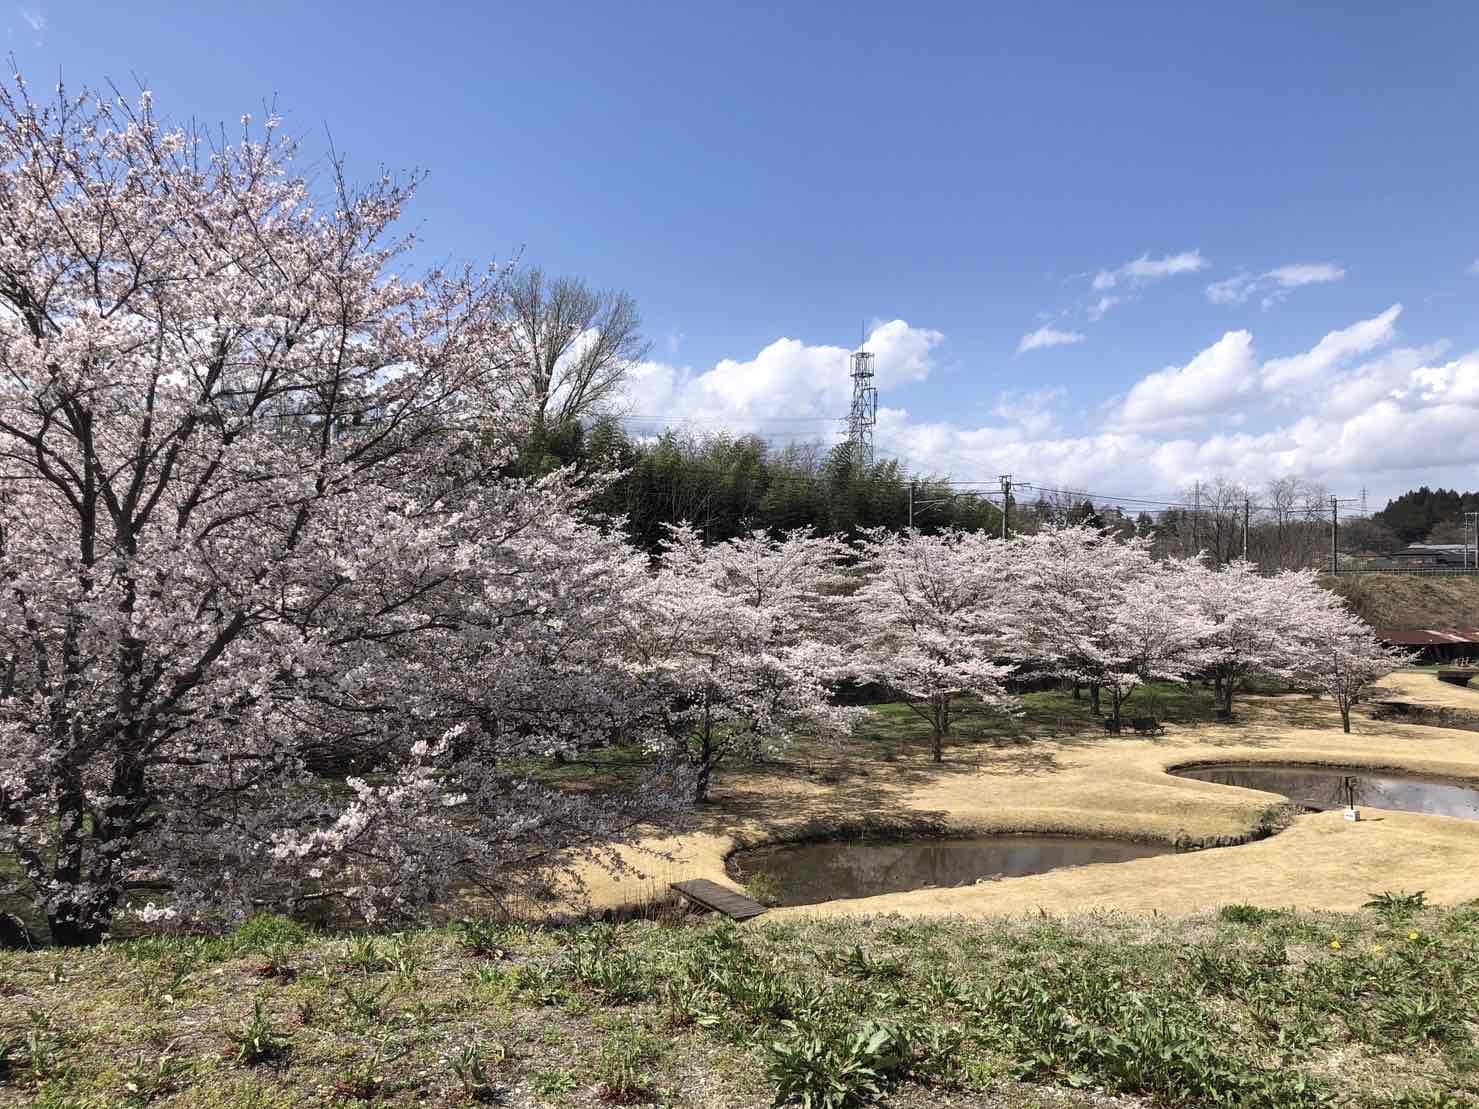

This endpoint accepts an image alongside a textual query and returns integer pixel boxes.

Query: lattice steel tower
[846,347,877,466]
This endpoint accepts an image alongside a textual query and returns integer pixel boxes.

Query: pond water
[728,835,1170,907]
[1171,763,1479,820]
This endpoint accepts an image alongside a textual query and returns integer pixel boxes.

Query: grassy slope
[0,902,1474,1108]
[1324,573,1479,627]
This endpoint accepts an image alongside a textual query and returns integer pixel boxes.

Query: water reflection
[1172,763,1479,820]
[729,836,1169,908]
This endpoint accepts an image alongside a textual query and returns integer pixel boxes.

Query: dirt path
[570,678,1479,919]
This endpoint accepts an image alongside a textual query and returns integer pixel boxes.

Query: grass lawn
[0,898,1474,1108]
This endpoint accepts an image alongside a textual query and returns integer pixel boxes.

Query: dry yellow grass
[571,677,1479,920]
[1372,668,1479,710]
[1323,572,1479,626]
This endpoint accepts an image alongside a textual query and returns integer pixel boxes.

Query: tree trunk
[1089,683,1101,715]
[1223,680,1235,715]
[694,700,714,802]
[1072,682,1081,701]
[1339,700,1351,734]
[47,909,111,948]
[931,695,950,762]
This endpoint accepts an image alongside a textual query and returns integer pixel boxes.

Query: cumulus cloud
[616,306,1479,507]
[877,342,1479,507]
[1086,295,1121,321]
[1206,261,1345,308]
[1117,330,1259,431]
[616,319,943,430]
[1261,304,1401,391]
[1017,326,1086,353]
[1092,250,1207,291]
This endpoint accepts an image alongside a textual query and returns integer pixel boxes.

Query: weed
[232,915,308,953]
[227,1000,287,1066]
[1219,903,1283,926]
[339,980,393,1025]
[334,1035,408,1101]
[766,1019,915,1109]
[121,1047,190,1105]
[531,1067,578,1098]
[743,871,782,907]
[448,1038,507,1102]
[342,935,390,974]
[454,918,512,959]
[1365,890,1429,921]
[595,1023,661,1103]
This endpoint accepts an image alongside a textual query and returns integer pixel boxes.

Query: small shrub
[232,914,308,954]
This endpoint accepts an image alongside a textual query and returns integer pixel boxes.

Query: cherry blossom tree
[1179,559,1290,715]
[0,79,671,943]
[1270,570,1411,732]
[847,529,1020,761]
[1013,526,1213,728]
[622,525,855,801]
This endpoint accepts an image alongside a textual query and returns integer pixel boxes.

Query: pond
[1171,763,1479,820]
[728,835,1171,907]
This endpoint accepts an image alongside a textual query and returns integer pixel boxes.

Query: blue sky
[8,1,1479,504]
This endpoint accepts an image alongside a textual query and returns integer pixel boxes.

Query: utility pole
[908,479,915,529]
[1192,480,1200,553]
[1330,495,1339,574]
[1242,497,1250,561]
[999,474,1012,539]
[1466,511,1478,572]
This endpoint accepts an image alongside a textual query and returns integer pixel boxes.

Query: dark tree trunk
[694,699,714,802]
[931,695,950,762]
[1089,683,1101,715]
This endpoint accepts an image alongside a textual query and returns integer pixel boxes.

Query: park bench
[1437,669,1475,687]
[1130,717,1164,736]
[1101,718,1121,734]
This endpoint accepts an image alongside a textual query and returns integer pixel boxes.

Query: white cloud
[1117,330,1258,430]
[18,7,44,31]
[1017,326,1086,353]
[1261,304,1401,391]
[1092,249,1208,291]
[615,307,1479,508]
[1206,261,1345,308]
[1266,263,1346,289]
[1469,258,1479,275]
[1086,295,1121,321]
[616,319,943,430]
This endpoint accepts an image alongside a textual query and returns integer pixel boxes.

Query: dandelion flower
[1329,939,1342,951]
[1407,930,1420,942]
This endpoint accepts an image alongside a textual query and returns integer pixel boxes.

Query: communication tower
[846,347,877,466]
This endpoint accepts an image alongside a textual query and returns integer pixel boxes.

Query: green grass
[2,899,1475,1107]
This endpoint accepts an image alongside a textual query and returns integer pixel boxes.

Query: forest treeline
[515,419,1360,572]
[1372,486,1479,544]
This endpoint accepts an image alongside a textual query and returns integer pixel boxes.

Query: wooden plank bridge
[670,878,769,921]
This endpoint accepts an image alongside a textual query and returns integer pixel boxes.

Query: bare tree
[504,267,650,430]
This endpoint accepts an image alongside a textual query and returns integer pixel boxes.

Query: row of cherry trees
[0,80,1402,944]
[848,526,1407,759]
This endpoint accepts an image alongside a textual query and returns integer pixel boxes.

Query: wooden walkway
[670,878,769,921]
